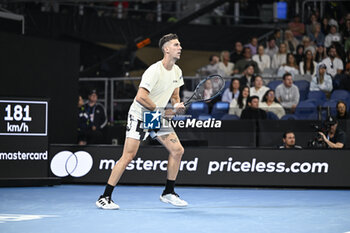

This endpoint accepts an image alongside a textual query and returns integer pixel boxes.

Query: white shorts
[125,114,174,141]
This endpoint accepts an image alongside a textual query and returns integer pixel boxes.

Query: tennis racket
[184,74,225,106]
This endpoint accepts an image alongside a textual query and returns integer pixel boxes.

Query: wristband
[174,103,180,108]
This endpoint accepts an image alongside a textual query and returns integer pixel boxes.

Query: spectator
[229,85,249,117]
[321,17,330,35]
[250,75,269,102]
[203,79,213,100]
[302,36,316,56]
[336,100,349,120]
[271,43,287,69]
[252,45,271,73]
[246,37,258,55]
[230,41,244,63]
[265,37,279,60]
[342,19,350,42]
[288,15,305,39]
[279,131,302,149]
[318,116,346,149]
[277,53,299,77]
[84,89,107,144]
[315,43,327,63]
[309,63,333,94]
[218,50,234,77]
[234,47,259,74]
[240,96,267,120]
[294,44,305,66]
[324,25,342,48]
[260,89,286,119]
[309,23,325,46]
[275,73,300,113]
[221,78,240,103]
[300,50,317,76]
[77,95,89,145]
[306,13,319,36]
[239,64,255,87]
[322,46,343,78]
[197,55,219,76]
[274,29,283,47]
[284,30,299,54]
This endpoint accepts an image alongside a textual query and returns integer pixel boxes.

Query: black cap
[89,89,97,95]
[325,116,337,125]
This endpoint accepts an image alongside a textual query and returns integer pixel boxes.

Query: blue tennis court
[1,185,350,233]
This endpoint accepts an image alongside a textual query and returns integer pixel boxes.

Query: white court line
[0,214,58,223]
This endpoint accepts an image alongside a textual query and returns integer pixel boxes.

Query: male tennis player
[96,33,187,209]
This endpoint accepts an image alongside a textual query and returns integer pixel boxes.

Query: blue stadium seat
[294,80,310,101]
[280,114,299,120]
[211,101,229,119]
[294,101,317,119]
[322,99,338,116]
[172,115,188,121]
[266,111,279,120]
[267,80,283,90]
[307,91,327,106]
[198,113,212,121]
[330,90,350,105]
[187,102,209,118]
[221,114,240,120]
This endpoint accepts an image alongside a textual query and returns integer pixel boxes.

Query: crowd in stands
[195,12,350,122]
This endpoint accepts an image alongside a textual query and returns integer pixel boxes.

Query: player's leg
[156,132,188,207]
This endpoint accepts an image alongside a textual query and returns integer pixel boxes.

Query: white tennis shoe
[96,196,120,210]
[160,193,188,207]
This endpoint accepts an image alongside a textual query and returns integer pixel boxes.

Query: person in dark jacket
[240,95,267,120]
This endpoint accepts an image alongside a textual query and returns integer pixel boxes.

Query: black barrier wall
[50,145,350,188]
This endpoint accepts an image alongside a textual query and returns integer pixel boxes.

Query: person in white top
[271,43,287,69]
[322,46,343,78]
[299,50,317,76]
[250,75,269,102]
[96,34,188,210]
[277,53,300,77]
[217,50,234,77]
[221,78,240,103]
[259,89,286,119]
[309,63,333,93]
[324,25,342,48]
[229,86,250,117]
[252,45,271,72]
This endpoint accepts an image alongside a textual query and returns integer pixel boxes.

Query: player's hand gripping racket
[184,74,225,106]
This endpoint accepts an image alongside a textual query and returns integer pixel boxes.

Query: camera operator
[318,116,346,149]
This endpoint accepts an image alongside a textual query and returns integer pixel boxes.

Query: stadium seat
[322,99,338,116]
[307,91,326,106]
[294,101,317,119]
[187,102,209,118]
[221,114,240,120]
[280,114,299,120]
[198,113,212,121]
[330,90,350,105]
[172,115,188,121]
[267,80,283,90]
[211,101,229,119]
[266,111,279,120]
[294,80,310,101]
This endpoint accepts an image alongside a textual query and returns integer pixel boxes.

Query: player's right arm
[135,87,157,111]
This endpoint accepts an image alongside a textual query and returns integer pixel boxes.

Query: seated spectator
[275,73,300,113]
[284,30,299,54]
[277,53,299,77]
[218,51,234,77]
[260,89,286,119]
[230,41,244,63]
[318,116,346,149]
[245,37,258,55]
[274,29,283,47]
[321,17,330,35]
[250,75,269,102]
[302,36,316,56]
[234,47,259,74]
[221,78,240,103]
[197,55,219,76]
[77,95,89,145]
[315,43,327,63]
[84,89,107,144]
[288,15,305,40]
[252,45,271,73]
[300,50,317,76]
[295,44,305,66]
[336,100,349,120]
[309,63,333,94]
[265,37,279,60]
[309,23,325,46]
[322,46,344,79]
[279,131,302,149]
[240,96,267,120]
[239,64,255,87]
[306,13,319,36]
[342,19,350,43]
[229,85,249,117]
[271,43,287,69]
[325,25,342,48]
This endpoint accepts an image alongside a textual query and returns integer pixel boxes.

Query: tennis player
[96,33,188,209]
